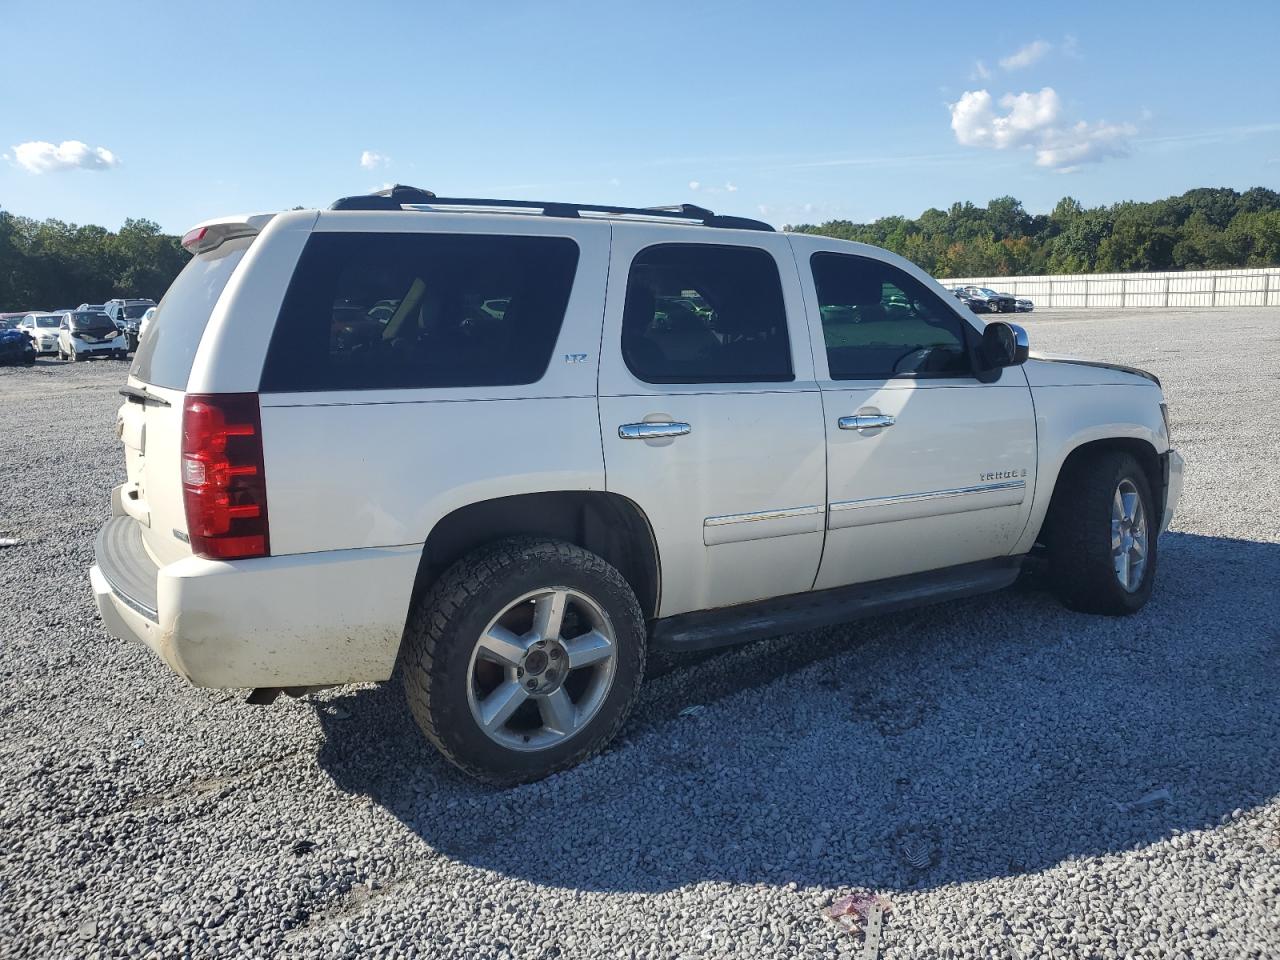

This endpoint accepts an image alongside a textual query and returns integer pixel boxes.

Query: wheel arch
[409,491,661,620]
[1033,436,1163,549]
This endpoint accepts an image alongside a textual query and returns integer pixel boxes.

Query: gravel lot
[1,307,1277,959]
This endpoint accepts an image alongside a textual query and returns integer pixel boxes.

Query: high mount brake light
[181,226,209,252]
[181,222,258,254]
[181,393,270,560]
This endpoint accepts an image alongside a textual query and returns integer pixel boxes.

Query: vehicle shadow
[313,531,1279,893]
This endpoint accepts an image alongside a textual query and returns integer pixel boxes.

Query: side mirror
[980,321,1029,369]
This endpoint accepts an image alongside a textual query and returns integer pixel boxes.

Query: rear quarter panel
[257,212,612,556]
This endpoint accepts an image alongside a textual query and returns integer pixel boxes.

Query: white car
[90,186,1185,784]
[137,305,157,344]
[57,310,128,361]
[17,313,64,354]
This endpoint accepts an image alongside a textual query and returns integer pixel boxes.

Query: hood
[1025,353,1160,388]
[0,329,30,344]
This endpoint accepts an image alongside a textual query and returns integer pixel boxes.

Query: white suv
[91,186,1185,784]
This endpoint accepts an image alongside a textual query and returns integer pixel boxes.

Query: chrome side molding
[830,479,1026,514]
[702,504,825,546]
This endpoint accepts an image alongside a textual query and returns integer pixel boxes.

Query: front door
[598,227,827,618]
[791,240,1038,590]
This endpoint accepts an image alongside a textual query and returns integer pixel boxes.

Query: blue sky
[3,0,1278,233]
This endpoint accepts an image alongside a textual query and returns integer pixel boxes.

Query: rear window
[259,232,579,392]
[131,243,245,389]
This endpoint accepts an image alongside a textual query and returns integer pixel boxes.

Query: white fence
[938,267,1280,308]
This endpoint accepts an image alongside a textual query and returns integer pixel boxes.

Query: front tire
[402,538,647,785]
[1046,451,1157,615]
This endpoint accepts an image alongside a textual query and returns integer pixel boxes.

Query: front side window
[621,243,792,384]
[260,232,579,392]
[811,253,971,380]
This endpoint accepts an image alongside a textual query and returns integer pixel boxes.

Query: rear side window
[810,253,971,380]
[260,233,579,392]
[131,243,245,389]
[622,243,792,384]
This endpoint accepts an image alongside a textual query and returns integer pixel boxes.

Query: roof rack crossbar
[329,186,774,231]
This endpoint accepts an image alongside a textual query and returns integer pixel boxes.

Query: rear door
[598,227,827,618]
[790,237,1038,589]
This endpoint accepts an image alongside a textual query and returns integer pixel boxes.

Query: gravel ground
[0,308,1277,960]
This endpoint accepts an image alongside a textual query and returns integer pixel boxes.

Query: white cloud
[688,180,701,191]
[360,150,389,170]
[1000,40,1051,71]
[950,88,1061,149]
[972,59,991,81]
[11,140,119,173]
[725,182,738,192]
[949,86,1133,170]
[1034,120,1135,170]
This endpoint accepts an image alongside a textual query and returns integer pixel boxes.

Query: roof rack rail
[328,185,775,232]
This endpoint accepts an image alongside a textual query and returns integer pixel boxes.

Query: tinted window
[131,242,244,389]
[622,243,791,384]
[811,253,971,380]
[260,233,579,392]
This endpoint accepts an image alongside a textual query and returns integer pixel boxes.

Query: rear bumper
[91,515,421,688]
[1161,448,1185,533]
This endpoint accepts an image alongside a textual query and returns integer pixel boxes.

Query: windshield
[121,304,153,319]
[978,288,1000,296]
[69,312,116,332]
[35,316,61,327]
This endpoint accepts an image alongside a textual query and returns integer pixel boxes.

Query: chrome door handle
[838,414,896,431]
[619,421,691,440]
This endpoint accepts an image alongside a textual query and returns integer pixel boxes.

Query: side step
[650,557,1024,652]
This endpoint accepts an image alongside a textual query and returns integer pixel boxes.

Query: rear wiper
[119,384,171,407]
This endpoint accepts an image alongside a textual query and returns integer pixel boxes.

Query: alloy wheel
[1111,478,1148,592]
[466,587,618,752]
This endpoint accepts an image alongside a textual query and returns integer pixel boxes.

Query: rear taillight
[181,393,270,560]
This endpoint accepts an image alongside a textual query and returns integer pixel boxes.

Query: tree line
[0,209,189,310]
[788,186,1280,278]
[3,186,1279,309]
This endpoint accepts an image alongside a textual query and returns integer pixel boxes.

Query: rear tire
[402,537,647,785]
[1046,451,1157,615]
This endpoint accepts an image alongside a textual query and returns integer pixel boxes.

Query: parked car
[949,286,991,313]
[18,313,65,354]
[57,311,128,361]
[104,298,156,335]
[0,326,37,365]
[954,285,1017,312]
[104,300,156,351]
[137,306,157,345]
[0,310,39,324]
[1016,298,1034,312]
[90,185,1184,785]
